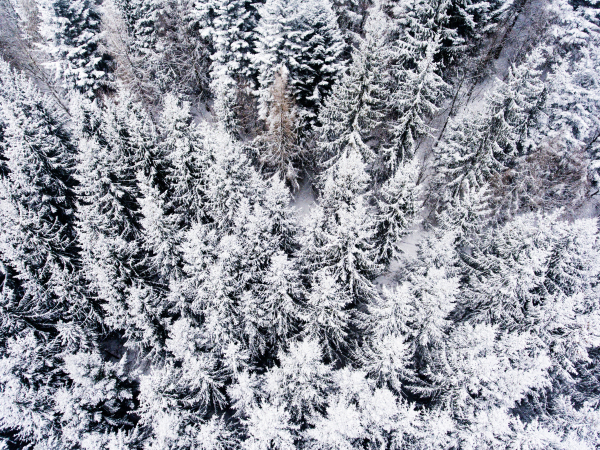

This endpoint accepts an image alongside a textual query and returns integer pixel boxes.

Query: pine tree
[306,368,418,450]
[446,0,517,49]
[317,7,392,167]
[253,0,345,127]
[48,0,113,96]
[161,94,208,230]
[175,125,304,359]
[301,268,353,362]
[257,339,332,427]
[383,39,448,173]
[391,0,457,66]
[0,59,84,324]
[374,160,421,266]
[0,331,63,446]
[423,323,551,420]
[431,52,545,211]
[254,65,304,190]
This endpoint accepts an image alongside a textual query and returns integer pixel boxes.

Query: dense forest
[1,0,600,448]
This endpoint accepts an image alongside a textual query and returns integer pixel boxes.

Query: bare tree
[255,65,305,190]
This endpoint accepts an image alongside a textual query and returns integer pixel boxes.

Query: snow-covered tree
[0,331,63,446]
[424,323,551,420]
[253,0,345,127]
[301,268,353,363]
[446,0,517,49]
[457,212,600,381]
[383,39,448,173]
[46,0,113,96]
[137,317,231,449]
[53,351,136,448]
[211,0,261,82]
[175,125,304,359]
[259,339,332,426]
[390,0,457,66]
[161,94,208,229]
[254,65,304,189]
[306,368,419,450]
[374,160,421,265]
[317,7,391,167]
[432,51,545,211]
[303,149,381,306]
[73,91,166,351]
[0,60,84,324]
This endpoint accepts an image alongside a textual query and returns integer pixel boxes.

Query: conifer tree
[432,52,545,211]
[447,0,517,49]
[211,0,261,82]
[383,39,448,173]
[211,0,261,123]
[374,160,421,266]
[317,7,391,167]
[251,339,332,431]
[308,149,381,304]
[0,60,98,450]
[457,212,600,380]
[53,351,137,448]
[137,317,232,449]
[0,59,83,324]
[301,268,353,362]
[254,65,304,190]
[306,368,418,450]
[47,0,113,96]
[73,91,166,351]
[253,0,345,127]
[391,0,457,66]
[161,94,208,230]
[175,125,304,360]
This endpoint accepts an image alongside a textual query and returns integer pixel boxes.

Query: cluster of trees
[1,0,600,448]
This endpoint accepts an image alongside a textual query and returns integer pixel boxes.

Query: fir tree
[48,0,113,96]
[374,160,421,266]
[317,7,392,167]
[254,65,304,190]
[253,0,345,127]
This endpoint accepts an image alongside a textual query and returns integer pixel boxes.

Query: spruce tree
[383,39,448,173]
[48,0,113,96]
[374,160,421,266]
[317,7,391,167]
[211,0,261,81]
[431,52,544,211]
[0,59,98,450]
[0,59,83,324]
[73,91,166,351]
[253,0,345,127]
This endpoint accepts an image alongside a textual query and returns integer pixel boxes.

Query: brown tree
[255,65,305,190]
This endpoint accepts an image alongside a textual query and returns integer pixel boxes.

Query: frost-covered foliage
[253,0,345,126]
[2,0,600,448]
[42,0,113,96]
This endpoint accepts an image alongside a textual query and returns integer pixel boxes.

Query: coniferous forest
[1,0,600,447]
